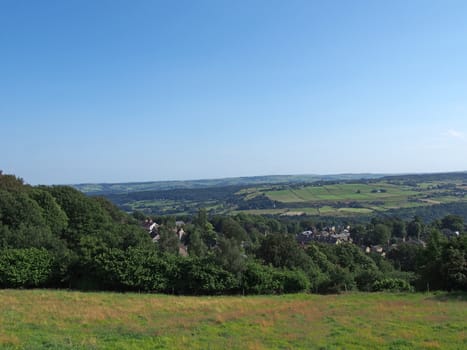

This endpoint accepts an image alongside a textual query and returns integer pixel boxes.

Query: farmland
[82,172,467,220]
[0,290,465,350]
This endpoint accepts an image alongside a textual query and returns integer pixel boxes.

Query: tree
[213,217,248,243]
[257,234,311,270]
[387,243,421,271]
[215,236,245,275]
[417,229,447,291]
[407,218,422,240]
[350,224,367,245]
[30,188,68,235]
[187,228,208,257]
[0,248,52,288]
[441,215,464,233]
[392,219,406,239]
[157,226,179,255]
[441,246,467,291]
[368,224,391,245]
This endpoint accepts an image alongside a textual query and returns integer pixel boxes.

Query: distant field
[257,180,466,217]
[0,290,466,349]
[265,183,418,203]
[73,173,467,218]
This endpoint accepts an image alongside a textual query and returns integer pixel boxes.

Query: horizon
[2,1,467,185]
[8,169,466,187]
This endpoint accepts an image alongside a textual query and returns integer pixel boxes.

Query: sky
[1,0,467,185]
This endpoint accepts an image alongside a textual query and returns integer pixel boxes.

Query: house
[296,228,352,245]
[442,228,460,238]
[366,245,385,256]
[143,219,159,234]
[177,227,186,241]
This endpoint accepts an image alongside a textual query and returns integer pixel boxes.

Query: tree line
[0,172,466,294]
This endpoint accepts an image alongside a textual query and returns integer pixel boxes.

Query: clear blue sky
[1,0,467,185]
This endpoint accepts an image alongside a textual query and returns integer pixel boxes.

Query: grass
[0,290,466,349]
[265,183,419,203]
[257,181,466,217]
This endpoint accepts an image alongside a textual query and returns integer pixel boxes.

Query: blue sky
[1,0,467,185]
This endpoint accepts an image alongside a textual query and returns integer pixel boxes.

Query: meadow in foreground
[0,290,465,350]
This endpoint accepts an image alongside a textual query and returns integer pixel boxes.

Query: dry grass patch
[0,290,466,349]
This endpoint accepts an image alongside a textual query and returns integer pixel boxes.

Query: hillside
[72,173,385,195]
[78,172,467,221]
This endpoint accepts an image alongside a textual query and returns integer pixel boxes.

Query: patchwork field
[0,290,466,349]
[74,173,467,218]
[251,179,467,217]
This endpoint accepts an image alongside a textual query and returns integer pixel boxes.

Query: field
[73,172,467,219]
[0,290,466,349]
[235,179,467,218]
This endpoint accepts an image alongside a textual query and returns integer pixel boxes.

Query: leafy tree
[417,229,447,291]
[215,236,246,275]
[350,224,367,245]
[441,214,464,233]
[407,218,422,239]
[212,216,248,243]
[440,236,467,291]
[257,234,311,270]
[0,248,52,288]
[157,226,179,255]
[387,243,421,271]
[280,269,311,293]
[241,261,279,294]
[175,256,237,295]
[392,219,406,239]
[0,190,46,229]
[186,228,208,257]
[30,188,68,235]
[97,247,169,292]
[368,224,391,245]
[0,173,25,192]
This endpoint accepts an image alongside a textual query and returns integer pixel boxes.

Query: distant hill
[71,172,467,221]
[72,173,386,195]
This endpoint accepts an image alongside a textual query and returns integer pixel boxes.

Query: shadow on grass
[428,291,467,302]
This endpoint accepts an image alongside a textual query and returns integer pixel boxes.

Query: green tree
[368,224,391,245]
[157,226,179,255]
[350,224,367,245]
[187,228,208,257]
[407,218,422,239]
[0,248,52,288]
[387,243,421,271]
[392,219,407,239]
[441,215,464,233]
[215,236,246,275]
[257,234,311,270]
[30,188,68,235]
[417,229,447,291]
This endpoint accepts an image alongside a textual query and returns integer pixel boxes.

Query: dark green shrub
[0,248,52,287]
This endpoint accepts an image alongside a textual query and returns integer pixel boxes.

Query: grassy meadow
[0,290,465,349]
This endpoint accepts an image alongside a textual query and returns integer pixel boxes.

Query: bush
[0,248,52,288]
[372,278,414,292]
[279,269,310,293]
[241,262,280,294]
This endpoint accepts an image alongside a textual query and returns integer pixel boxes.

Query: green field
[0,290,466,349]
[74,173,467,218]
[255,180,467,217]
[266,183,418,203]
